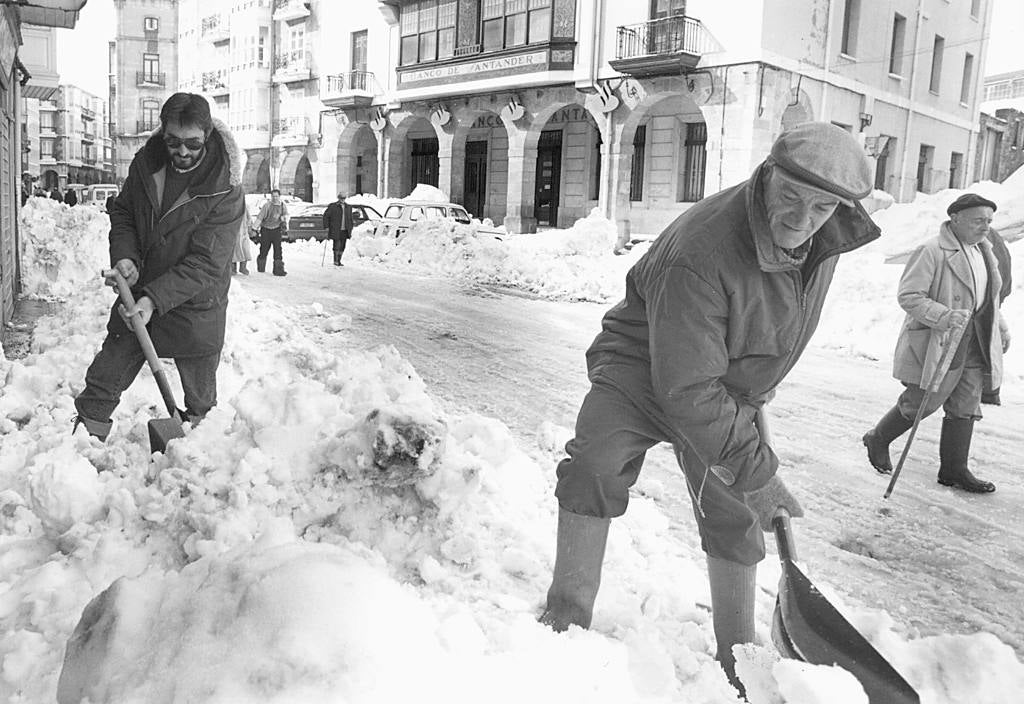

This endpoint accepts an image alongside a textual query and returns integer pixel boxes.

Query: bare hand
[1003,329,1011,353]
[104,258,139,287]
[946,309,971,330]
[118,296,155,330]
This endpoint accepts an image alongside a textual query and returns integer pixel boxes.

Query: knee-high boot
[938,417,995,493]
[539,507,611,632]
[708,555,757,696]
[862,406,914,474]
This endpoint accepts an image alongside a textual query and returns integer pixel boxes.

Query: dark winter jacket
[64,189,78,206]
[323,200,353,238]
[106,118,244,357]
[586,163,880,492]
[50,188,63,202]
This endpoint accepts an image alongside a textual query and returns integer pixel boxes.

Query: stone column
[503,139,538,234]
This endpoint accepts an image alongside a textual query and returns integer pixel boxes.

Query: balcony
[271,116,313,147]
[273,50,312,83]
[320,71,374,108]
[82,129,96,142]
[202,71,230,95]
[609,16,720,77]
[136,71,166,87]
[201,15,230,43]
[81,106,96,120]
[273,0,310,21]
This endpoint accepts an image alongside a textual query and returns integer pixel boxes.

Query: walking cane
[884,321,968,499]
[321,238,328,267]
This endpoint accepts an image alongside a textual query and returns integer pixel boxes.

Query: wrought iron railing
[274,50,309,72]
[136,71,166,86]
[322,70,372,95]
[615,16,718,60]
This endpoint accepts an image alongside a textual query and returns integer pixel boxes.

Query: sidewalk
[1,297,60,361]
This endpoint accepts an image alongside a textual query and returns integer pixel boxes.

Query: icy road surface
[241,246,1024,656]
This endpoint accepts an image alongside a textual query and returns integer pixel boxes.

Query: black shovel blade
[777,559,920,704]
[148,418,185,454]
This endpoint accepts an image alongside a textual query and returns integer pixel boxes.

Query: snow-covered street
[1,192,1022,703]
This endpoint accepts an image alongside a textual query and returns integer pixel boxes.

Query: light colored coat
[893,223,1006,389]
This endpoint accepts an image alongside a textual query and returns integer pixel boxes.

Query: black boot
[333,251,343,266]
[256,255,266,273]
[938,417,995,493]
[863,406,913,474]
[272,259,286,277]
[708,556,756,697]
[539,507,610,632]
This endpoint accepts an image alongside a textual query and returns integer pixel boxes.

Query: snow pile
[18,197,109,298]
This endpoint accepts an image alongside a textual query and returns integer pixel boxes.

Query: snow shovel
[884,321,968,499]
[755,409,920,704]
[111,271,185,453]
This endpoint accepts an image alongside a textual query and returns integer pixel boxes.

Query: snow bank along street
[0,188,1022,703]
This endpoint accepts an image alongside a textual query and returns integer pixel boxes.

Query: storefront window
[483,0,551,52]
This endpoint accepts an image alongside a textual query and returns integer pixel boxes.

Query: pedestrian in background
[254,189,289,276]
[232,199,253,275]
[862,193,1009,493]
[64,188,78,207]
[50,186,63,202]
[323,192,352,266]
[981,227,1012,404]
[538,122,880,697]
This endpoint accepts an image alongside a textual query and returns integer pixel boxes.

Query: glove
[745,475,804,532]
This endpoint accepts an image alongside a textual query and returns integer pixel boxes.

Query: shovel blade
[778,559,920,704]
[148,417,184,454]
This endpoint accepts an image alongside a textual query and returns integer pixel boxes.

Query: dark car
[284,202,383,242]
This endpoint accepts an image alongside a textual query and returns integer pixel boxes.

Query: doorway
[410,137,439,192]
[535,130,562,227]
[464,140,488,217]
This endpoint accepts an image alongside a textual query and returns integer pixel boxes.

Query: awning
[5,0,87,29]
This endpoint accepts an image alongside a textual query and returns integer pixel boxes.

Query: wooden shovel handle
[111,271,180,418]
[756,407,799,563]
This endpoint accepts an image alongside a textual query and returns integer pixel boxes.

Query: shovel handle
[110,271,180,419]
[756,408,800,563]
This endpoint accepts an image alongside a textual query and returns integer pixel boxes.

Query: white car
[372,200,503,240]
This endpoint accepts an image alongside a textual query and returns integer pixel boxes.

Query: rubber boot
[862,406,913,474]
[230,262,238,275]
[72,415,112,442]
[938,417,995,493]
[708,555,757,697]
[333,251,343,266]
[256,255,266,273]
[539,507,611,632]
[239,261,249,275]
[272,259,287,277]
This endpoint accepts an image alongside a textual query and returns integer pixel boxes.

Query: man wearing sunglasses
[72,92,245,441]
[539,122,881,697]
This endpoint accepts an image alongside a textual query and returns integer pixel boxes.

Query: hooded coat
[893,223,1006,390]
[585,163,881,492]
[106,118,244,357]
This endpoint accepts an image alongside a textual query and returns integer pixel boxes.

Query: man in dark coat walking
[72,93,244,441]
[50,186,63,202]
[322,193,352,266]
[64,188,78,207]
[539,122,880,696]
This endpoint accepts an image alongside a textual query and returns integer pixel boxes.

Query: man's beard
[169,146,206,172]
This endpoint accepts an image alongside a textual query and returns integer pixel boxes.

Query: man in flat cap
[538,122,880,695]
[863,193,1009,493]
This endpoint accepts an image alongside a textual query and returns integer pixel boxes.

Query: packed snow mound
[351,207,640,302]
[405,183,449,202]
[19,197,108,298]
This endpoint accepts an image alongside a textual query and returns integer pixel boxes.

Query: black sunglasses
[164,135,206,150]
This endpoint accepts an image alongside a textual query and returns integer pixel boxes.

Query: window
[679,122,707,202]
[970,0,981,18]
[482,0,551,53]
[651,0,686,19]
[289,24,305,55]
[40,111,56,130]
[40,138,55,158]
[144,16,159,32]
[629,125,647,202]
[352,30,368,72]
[143,53,160,81]
[840,0,860,56]
[142,99,161,130]
[916,144,934,192]
[889,14,906,75]
[400,1,456,66]
[960,53,974,104]
[929,35,944,94]
[258,27,268,66]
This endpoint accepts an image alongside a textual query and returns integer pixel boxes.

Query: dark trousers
[258,226,283,262]
[74,331,221,423]
[554,381,763,565]
[332,233,349,255]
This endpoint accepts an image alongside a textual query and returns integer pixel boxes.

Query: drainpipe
[900,0,927,200]
[820,0,837,118]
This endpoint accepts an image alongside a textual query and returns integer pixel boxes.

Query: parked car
[283,201,382,242]
[372,200,503,240]
[82,184,119,211]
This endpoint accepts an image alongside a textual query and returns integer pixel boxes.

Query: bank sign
[398,49,555,88]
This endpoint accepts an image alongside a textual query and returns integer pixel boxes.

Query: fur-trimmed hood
[139,117,243,190]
